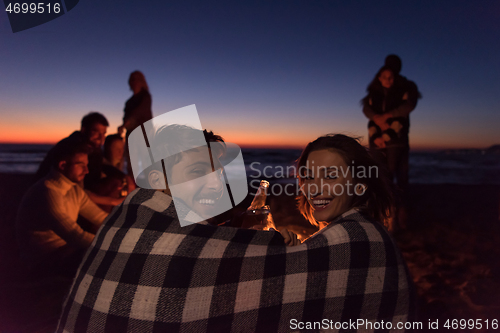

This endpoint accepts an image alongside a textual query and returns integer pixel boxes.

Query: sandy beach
[1,172,499,332]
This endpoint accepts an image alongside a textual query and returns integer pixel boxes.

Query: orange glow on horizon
[1,136,495,151]
[0,123,497,151]
[0,127,68,144]
[219,130,310,150]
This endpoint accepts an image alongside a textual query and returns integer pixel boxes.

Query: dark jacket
[362,76,420,148]
[123,89,152,134]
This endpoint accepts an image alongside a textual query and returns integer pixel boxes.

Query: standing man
[381,54,421,193]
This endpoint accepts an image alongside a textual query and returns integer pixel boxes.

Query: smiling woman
[297,133,395,227]
[301,149,358,223]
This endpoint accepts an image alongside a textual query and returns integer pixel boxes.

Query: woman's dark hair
[51,137,91,168]
[129,71,149,92]
[360,66,399,110]
[296,134,394,227]
[364,65,394,93]
[104,134,123,159]
[361,65,421,111]
[81,112,109,129]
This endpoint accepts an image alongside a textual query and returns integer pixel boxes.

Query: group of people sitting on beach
[16,56,420,332]
[16,71,152,278]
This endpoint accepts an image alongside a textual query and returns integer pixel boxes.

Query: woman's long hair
[361,65,421,111]
[366,66,393,92]
[360,65,394,109]
[296,134,395,227]
[129,70,149,92]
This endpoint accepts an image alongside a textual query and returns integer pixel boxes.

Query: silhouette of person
[362,55,421,194]
[17,139,107,277]
[118,71,153,182]
[118,71,152,137]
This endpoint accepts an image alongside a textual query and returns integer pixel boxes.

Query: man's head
[385,54,402,75]
[140,125,226,219]
[80,112,109,149]
[52,138,92,183]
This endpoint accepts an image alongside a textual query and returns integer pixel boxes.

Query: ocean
[1,144,499,185]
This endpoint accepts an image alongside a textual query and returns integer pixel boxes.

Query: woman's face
[301,149,355,223]
[109,139,124,161]
[378,69,394,89]
[128,73,143,93]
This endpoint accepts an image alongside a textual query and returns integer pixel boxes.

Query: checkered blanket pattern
[58,189,415,332]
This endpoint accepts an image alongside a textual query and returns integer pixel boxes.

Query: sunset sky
[1,1,499,150]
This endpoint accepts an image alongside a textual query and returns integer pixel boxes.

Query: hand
[373,115,390,131]
[273,228,302,246]
[383,112,393,120]
[111,196,126,206]
[250,224,266,230]
[118,125,126,137]
[379,123,390,131]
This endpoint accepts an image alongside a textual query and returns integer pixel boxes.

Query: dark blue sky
[1,0,499,148]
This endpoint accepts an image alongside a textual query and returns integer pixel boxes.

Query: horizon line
[1,141,497,152]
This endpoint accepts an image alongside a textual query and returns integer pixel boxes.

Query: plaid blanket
[58,189,415,332]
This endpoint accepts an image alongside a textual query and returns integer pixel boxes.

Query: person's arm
[85,190,125,206]
[363,97,390,131]
[363,97,391,131]
[119,106,134,134]
[134,90,152,123]
[45,189,95,249]
[119,120,134,135]
[389,81,420,118]
[121,91,152,131]
[276,228,301,246]
[388,97,415,118]
[78,189,108,229]
[362,97,377,120]
[249,225,301,246]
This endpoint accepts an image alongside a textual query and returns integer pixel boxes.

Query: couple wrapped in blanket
[58,127,415,332]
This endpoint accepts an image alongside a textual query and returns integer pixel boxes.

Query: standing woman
[118,71,153,179]
[119,71,152,137]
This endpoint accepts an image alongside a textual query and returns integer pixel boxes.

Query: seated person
[103,133,136,195]
[103,134,125,171]
[16,138,108,276]
[57,130,414,332]
[35,112,124,207]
